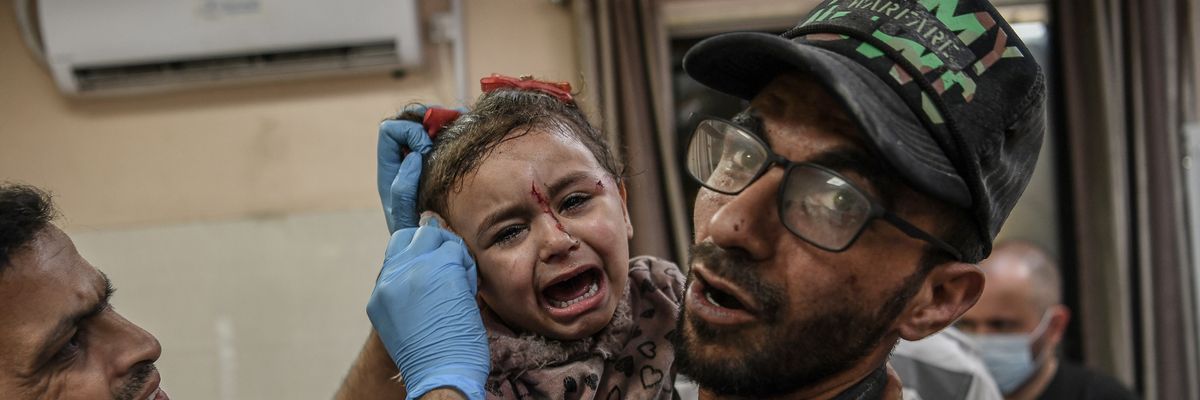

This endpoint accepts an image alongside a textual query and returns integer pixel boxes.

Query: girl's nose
[537,214,579,263]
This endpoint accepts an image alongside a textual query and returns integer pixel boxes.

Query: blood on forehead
[530,182,567,233]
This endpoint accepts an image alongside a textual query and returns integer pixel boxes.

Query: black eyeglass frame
[685,116,964,261]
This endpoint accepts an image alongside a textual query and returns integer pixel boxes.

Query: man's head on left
[0,184,167,400]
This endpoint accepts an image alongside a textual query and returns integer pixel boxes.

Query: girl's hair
[397,88,624,217]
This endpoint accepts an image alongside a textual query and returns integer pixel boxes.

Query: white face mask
[967,311,1052,394]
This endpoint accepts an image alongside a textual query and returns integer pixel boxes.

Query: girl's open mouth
[541,267,607,319]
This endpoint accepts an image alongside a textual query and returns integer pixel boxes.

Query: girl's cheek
[589,204,629,246]
[475,254,513,290]
[498,253,539,297]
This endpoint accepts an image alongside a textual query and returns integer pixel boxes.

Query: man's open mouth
[686,266,760,325]
[703,284,748,311]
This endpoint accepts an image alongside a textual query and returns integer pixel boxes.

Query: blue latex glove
[367,217,489,400]
[377,108,433,233]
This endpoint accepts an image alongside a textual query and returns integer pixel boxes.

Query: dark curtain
[1055,0,1199,398]
[573,0,691,263]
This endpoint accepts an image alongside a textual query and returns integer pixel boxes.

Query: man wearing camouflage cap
[671,0,1044,397]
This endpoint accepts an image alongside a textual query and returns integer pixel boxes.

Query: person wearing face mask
[956,241,1138,400]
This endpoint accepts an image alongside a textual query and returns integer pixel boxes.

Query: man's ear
[1041,304,1071,349]
[617,178,633,240]
[896,262,985,341]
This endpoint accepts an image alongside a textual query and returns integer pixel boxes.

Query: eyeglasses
[684,117,962,260]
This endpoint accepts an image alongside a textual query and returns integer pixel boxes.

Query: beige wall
[1,0,580,230]
[0,1,579,398]
[69,210,387,399]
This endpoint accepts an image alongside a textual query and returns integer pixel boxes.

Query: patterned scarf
[482,257,684,400]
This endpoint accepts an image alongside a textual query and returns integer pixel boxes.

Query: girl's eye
[491,225,527,246]
[560,193,591,213]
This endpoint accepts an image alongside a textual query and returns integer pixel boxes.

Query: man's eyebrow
[29,272,114,370]
[807,147,881,176]
[806,147,894,199]
[731,108,765,138]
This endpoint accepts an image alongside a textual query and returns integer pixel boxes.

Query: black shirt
[1037,361,1139,400]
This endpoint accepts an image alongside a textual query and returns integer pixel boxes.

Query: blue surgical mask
[967,312,1052,394]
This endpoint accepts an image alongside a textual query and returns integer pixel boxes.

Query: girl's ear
[617,178,633,240]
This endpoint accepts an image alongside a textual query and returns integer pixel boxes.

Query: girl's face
[444,127,633,340]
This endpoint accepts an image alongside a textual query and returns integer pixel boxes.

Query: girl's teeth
[550,281,599,308]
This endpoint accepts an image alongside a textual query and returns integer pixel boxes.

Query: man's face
[675,73,946,397]
[0,227,167,400]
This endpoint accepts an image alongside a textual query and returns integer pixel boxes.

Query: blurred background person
[956,241,1137,400]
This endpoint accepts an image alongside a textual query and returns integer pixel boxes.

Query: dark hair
[0,184,58,270]
[401,88,624,217]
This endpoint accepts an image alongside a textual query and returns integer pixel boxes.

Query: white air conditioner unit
[37,0,422,95]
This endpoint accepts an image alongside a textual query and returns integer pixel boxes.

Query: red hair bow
[416,74,572,145]
[480,74,573,103]
[398,107,461,157]
[422,107,462,138]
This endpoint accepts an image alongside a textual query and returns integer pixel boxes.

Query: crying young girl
[398,75,684,399]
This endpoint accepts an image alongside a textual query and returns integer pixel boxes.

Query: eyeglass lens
[685,118,873,250]
[686,119,770,194]
[780,167,872,250]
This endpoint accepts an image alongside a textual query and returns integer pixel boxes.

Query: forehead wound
[529,182,568,234]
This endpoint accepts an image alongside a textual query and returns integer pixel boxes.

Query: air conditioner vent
[73,40,399,92]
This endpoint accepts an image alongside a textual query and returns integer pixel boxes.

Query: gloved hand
[367,216,489,400]
[377,108,434,233]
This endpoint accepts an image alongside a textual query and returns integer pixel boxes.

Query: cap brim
[683,32,971,208]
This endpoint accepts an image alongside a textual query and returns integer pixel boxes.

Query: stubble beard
[671,242,925,398]
[114,362,156,400]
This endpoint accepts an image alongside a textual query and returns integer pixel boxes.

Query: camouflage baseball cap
[683,0,1046,262]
